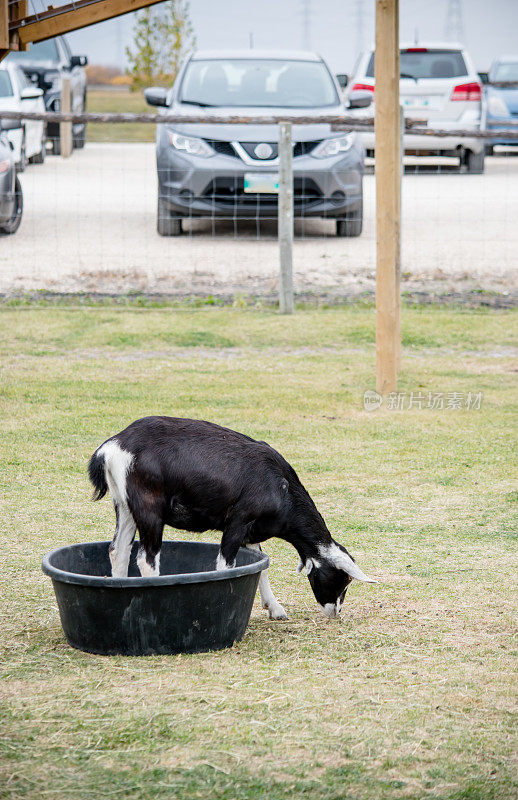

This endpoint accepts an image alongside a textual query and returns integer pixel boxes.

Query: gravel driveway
[1,143,517,299]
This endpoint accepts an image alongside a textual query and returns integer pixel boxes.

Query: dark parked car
[0,118,23,235]
[145,49,366,237]
[8,36,87,154]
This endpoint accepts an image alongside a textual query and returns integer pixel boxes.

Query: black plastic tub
[42,541,268,656]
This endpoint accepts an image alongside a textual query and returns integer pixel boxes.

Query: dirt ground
[2,143,517,300]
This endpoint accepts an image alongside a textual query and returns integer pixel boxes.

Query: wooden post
[396,102,404,372]
[60,76,72,158]
[375,0,400,394]
[1,1,8,51]
[278,121,294,314]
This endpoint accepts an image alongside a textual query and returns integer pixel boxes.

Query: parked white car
[0,62,46,171]
[347,42,486,173]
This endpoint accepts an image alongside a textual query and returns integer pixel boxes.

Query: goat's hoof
[267,604,288,621]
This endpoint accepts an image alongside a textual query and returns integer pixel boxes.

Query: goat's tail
[88,448,108,501]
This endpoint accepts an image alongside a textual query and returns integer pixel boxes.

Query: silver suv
[145,50,366,236]
[347,42,485,173]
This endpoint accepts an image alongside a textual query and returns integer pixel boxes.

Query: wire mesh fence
[1,104,517,306]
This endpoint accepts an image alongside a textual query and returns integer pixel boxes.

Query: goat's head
[297,541,377,618]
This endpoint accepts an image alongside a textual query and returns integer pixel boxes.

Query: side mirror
[478,71,489,85]
[336,73,349,89]
[348,90,373,109]
[0,117,23,131]
[144,87,169,107]
[71,55,88,68]
[20,86,43,100]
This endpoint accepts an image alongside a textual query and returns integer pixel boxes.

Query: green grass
[0,305,517,800]
[86,89,155,143]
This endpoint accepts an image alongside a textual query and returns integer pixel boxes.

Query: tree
[126,1,196,91]
[156,1,196,81]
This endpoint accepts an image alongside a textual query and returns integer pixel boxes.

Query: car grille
[239,142,278,160]
[202,177,322,207]
[293,140,321,157]
[203,139,322,160]
[204,139,236,157]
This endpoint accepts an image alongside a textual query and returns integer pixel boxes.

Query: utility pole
[444,0,464,42]
[355,0,364,56]
[301,0,311,50]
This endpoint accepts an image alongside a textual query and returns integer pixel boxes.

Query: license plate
[244,173,279,193]
[402,96,441,110]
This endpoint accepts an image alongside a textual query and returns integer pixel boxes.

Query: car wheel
[485,145,494,157]
[465,149,485,174]
[157,197,182,236]
[0,176,23,235]
[52,136,61,156]
[73,125,86,149]
[17,131,27,173]
[336,197,363,237]
[30,135,46,165]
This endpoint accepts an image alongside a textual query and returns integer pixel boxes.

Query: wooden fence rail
[2,110,518,139]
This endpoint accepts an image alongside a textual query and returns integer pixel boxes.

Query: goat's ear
[296,558,304,574]
[304,558,315,576]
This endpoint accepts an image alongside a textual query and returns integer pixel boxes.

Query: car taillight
[351,83,375,92]
[451,82,482,101]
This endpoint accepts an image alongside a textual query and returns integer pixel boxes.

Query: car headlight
[168,131,213,157]
[312,134,355,158]
[43,71,62,92]
[487,94,510,117]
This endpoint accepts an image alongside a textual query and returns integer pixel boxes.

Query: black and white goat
[88,417,376,619]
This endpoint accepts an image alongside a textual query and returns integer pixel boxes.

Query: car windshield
[9,39,58,62]
[0,70,13,97]
[492,62,518,82]
[179,58,339,108]
[366,50,468,80]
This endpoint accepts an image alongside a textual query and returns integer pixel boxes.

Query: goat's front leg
[215,519,250,571]
[247,543,288,620]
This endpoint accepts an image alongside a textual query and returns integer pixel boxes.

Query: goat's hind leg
[129,508,163,578]
[247,544,288,620]
[109,502,136,578]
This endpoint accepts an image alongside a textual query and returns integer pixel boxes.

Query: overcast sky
[65,0,518,73]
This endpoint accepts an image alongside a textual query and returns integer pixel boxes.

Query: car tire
[0,176,23,235]
[465,149,485,174]
[157,197,182,236]
[336,197,363,237]
[73,125,86,149]
[52,136,61,156]
[17,131,27,173]
[30,136,46,165]
[485,145,494,157]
